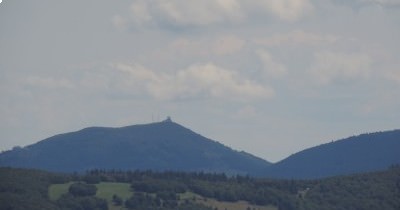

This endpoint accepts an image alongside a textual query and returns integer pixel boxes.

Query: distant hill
[1,118,399,179]
[263,130,400,179]
[0,119,271,175]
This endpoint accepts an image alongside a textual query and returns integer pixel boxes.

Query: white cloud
[309,51,372,85]
[166,35,246,58]
[254,30,338,47]
[213,35,246,55]
[131,0,244,27]
[112,15,129,31]
[358,0,400,6]
[174,63,273,100]
[383,66,400,84]
[130,0,153,25]
[118,0,314,29]
[164,38,208,60]
[256,49,288,79]
[252,0,314,21]
[112,62,273,101]
[115,63,159,82]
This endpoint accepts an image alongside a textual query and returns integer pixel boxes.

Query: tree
[57,194,108,210]
[84,174,101,184]
[112,194,123,206]
[69,182,97,197]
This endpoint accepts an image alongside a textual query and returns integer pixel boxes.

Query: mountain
[2,118,399,179]
[264,130,400,179]
[0,119,271,175]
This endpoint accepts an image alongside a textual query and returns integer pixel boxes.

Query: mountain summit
[0,120,271,175]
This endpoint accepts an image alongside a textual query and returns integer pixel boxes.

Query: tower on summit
[163,116,172,123]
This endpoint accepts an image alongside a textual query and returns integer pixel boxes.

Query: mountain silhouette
[0,119,271,175]
[263,130,400,179]
[1,119,399,179]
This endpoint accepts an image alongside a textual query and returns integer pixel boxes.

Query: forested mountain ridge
[0,119,270,175]
[1,119,399,179]
[264,129,400,179]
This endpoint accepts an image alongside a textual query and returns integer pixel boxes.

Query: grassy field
[48,182,74,201]
[49,182,277,210]
[48,182,132,210]
[95,182,132,210]
[180,192,277,210]
[199,199,277,210]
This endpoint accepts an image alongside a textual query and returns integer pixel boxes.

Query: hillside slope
[264,130,400,179]
[0,119,270,175]
[2,166,400,210]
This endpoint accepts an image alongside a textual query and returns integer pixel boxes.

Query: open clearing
[49,182,277,210]
[49,182,132,210]
[48,182,74,201]
[180,192,277,210]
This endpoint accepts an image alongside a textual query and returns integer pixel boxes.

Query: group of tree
[83,169,308,208]
[56,182,108,210]
[0,168,107,210]
[296,165,400,209]
[0,167,61,210]
[1,165,400,210]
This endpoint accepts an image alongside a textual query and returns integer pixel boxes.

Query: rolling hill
[0,118,270,175]
[263,130,400,179]
[1,119,399,179]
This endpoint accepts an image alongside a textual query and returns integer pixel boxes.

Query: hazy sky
[1,0,399,162]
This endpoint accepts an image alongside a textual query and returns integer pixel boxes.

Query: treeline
[56,182,108,210]
[123,191,213,210]
[78,166,400,210]
[83,169,310,208]
[0,167,61,210]
[297,165,400,210]
[56,180,213,210]
[0,167,108,210]
[1,166,400,210]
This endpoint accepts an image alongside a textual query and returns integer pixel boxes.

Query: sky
[0,0,399,162]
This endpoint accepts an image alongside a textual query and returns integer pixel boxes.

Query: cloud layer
[112,62,274,101]
[309,51,372,85]
[114,0,314,29]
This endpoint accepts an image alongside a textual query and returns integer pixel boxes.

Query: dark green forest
[1,166,400,210]
[266,129,400,179]
[0,121,270,175]
[2,122,399,179]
